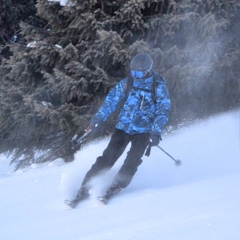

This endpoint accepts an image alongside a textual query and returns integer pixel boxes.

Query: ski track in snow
[0,110,239,240]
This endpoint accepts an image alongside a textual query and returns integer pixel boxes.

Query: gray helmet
[130,53,153,71]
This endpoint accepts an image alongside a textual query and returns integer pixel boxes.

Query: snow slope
[0,110,239,240]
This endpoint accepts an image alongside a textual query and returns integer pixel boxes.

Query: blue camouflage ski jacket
[91,72,171,135]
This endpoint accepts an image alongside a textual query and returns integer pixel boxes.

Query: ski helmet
[130,53,153,71]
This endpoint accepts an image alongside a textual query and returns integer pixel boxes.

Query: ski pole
[71,123,99,147]
[157,145,182,167]
[71,130,93,148]
[71,131,90,145]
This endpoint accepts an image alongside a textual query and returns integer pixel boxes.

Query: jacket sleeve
[152,83,171,134]
[90,79,127,125]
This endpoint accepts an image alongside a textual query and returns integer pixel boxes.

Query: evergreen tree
[0,0,37,59]
[0,0,239,169]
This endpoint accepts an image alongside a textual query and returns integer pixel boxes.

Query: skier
[68,53,171,207]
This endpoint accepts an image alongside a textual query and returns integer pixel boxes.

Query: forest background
[0,0,239,170]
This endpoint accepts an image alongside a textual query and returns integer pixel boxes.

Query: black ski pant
[81,129,150,189]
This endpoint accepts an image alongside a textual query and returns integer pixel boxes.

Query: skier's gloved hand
[149,132,162,146]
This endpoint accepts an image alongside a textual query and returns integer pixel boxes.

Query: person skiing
[67,53,171,207]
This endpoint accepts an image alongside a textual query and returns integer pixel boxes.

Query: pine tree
[0,0,37,61]
[0,0,239,169]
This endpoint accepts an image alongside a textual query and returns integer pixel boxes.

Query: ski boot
[98,183,121,204]
[65,186,90,208]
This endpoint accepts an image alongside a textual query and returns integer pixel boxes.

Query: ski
[65,196,89,208]
[98,184,121,205]
[65,199,81,208]
[65,185,120,207]
[65,186,90,208]
[97,196,109,205]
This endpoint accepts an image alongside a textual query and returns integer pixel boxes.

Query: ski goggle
[131,70,146,78]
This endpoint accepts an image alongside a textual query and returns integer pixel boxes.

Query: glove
[149,132,162,146]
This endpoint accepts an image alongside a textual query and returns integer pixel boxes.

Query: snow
[0,110,239,240]
[48,0,73,7]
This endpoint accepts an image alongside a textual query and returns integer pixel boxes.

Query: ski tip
[65,200,77,209]
[98,196,109,205]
